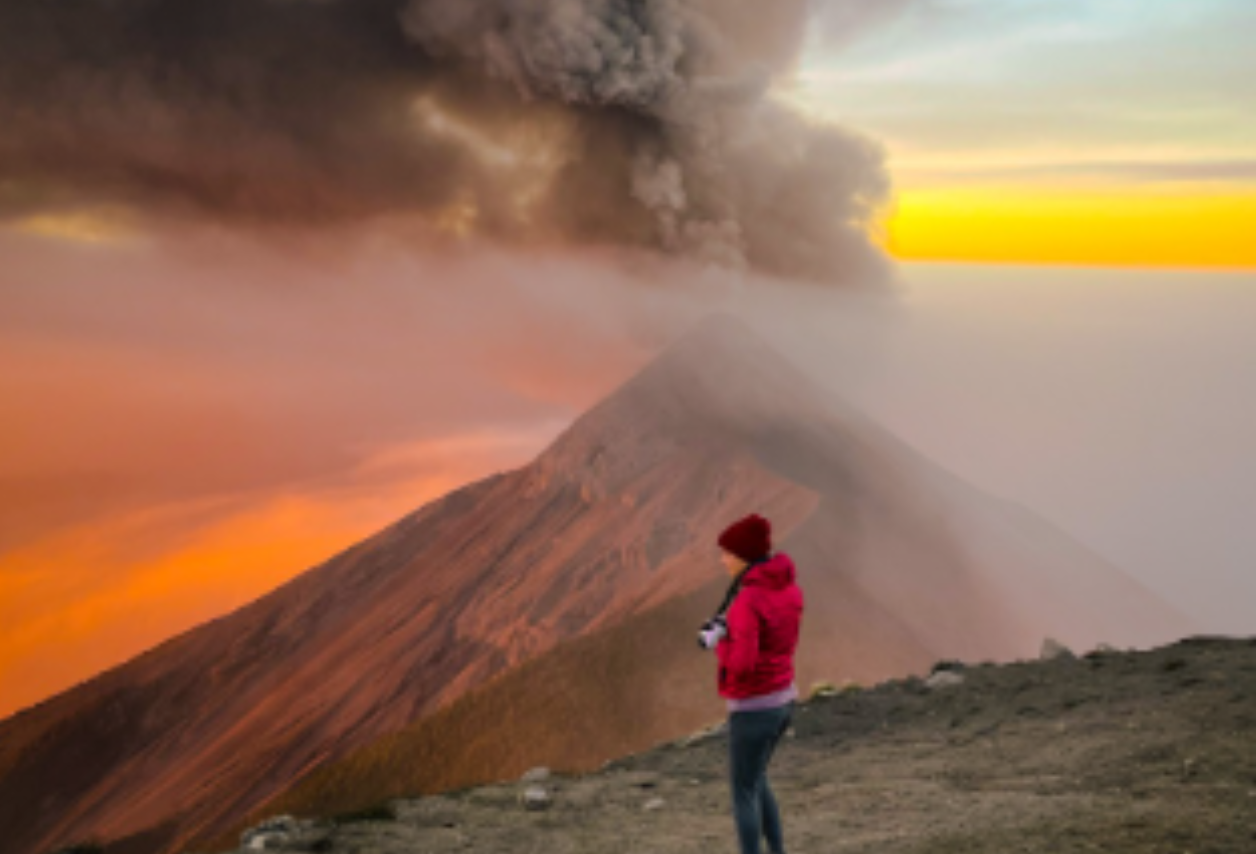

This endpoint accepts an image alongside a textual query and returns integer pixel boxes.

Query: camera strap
[712,555,768,621]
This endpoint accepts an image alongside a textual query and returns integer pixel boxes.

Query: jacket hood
[742,552,796,590]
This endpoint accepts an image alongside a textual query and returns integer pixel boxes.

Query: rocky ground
[219,636,1256,854]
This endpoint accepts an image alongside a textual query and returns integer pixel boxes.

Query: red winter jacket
[716,552,804,700]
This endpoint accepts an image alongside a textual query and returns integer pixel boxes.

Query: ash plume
[0,0,893,284]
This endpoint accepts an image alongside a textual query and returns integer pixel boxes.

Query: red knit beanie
[718,514,772,563]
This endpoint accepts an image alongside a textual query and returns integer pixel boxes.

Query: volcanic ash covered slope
[227,636,1256,854]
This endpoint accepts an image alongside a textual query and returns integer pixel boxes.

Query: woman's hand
[698,615,728,650]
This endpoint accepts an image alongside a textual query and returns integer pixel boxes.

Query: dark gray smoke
[0,0,893,284]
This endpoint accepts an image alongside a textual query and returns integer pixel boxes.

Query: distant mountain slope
[0,313,1192,854]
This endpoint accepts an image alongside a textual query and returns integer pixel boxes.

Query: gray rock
[643,797,666,811]
[808,681,839,700]
[520,785,552,811]
[520,766,551,783]
[925,670,965,690]
[1040,637,1075,660]
[238,815,333,853]
[241,816,300,849]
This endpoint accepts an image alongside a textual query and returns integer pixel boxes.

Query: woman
[699,513,804,854]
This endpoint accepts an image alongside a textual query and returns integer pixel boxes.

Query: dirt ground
[222,636,1256,854]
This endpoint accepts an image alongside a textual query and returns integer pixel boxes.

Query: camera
[697,615,728,650]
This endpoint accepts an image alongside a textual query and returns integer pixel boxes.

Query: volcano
[0,313,1191,854]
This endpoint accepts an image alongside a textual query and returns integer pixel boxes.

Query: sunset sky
[2,0,1254,719]
[791,0,1256,268]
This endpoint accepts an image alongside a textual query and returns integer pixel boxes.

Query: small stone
[520,785,552,811]
[521,766,551,783]
[644,798,665,811]
[925,671,965,690]
[241,816,300,849]
[245,832,293,851]
[808,681,839,700]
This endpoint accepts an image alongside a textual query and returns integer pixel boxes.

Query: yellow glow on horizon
[884,186,1256,269]
[14,210,137,245]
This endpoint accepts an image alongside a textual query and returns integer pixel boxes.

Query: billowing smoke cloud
[0,0,893,284]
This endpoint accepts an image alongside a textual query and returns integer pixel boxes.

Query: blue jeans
[728,701,793,854]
